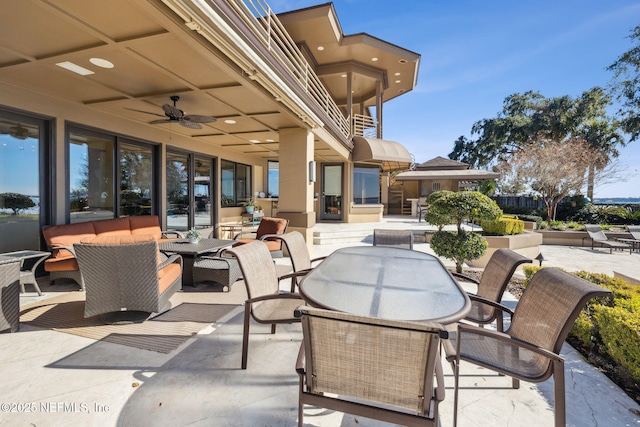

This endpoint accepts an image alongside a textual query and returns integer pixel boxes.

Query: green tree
[0,192,35,214]
[608,25,640,142]
[425,191,502,273]
[450,89,624,200]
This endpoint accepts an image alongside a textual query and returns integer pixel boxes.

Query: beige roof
[352,136,413,172]
[417,156,469,170]
[395,169,500,181]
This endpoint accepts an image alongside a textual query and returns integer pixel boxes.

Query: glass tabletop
[299,246,471,323]
[0,250,50,260]
[158,238,235,255]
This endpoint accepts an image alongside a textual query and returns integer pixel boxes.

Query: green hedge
[480,217,525,235]
[521,266,640,383]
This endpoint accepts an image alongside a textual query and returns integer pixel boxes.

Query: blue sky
[271,0,640,198]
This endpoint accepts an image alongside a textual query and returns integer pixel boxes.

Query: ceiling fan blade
[184,115,217,124]
[162,103,183,119]
[124,107,165,118]
[149,119,173,124]
[178,120,202,129]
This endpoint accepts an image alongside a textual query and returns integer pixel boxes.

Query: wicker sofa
[42,215,180,290]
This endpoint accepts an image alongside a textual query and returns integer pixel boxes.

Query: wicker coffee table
[0,250,50,296]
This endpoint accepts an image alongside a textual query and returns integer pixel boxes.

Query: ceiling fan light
[56,61,94,76]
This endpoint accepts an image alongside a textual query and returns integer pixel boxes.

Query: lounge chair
[225,241,307,369]
[295,306,447,427]
[583,224,631,253]
[448,268,611,427]
[372,228,414,250]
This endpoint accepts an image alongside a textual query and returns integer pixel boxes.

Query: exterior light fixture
[309,161,316,183]
[535,253,545,266]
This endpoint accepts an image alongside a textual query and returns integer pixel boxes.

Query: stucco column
[277,128,315,249]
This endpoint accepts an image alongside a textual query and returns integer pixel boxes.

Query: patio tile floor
[4,216,640,426]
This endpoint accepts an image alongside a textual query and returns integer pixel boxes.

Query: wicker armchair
[0,258,20,333]
[261,231,326,291]
[372,228,414,250]
[449,268,611,427]
[295,306,447,427]
[226,241,307,369]
[74,237,182,323]
[451,248,531,331]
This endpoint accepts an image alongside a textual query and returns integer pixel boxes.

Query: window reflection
[0,118,42,251]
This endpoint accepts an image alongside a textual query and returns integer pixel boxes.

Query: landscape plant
[424,190,502,273]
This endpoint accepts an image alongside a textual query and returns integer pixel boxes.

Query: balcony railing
[228,0,352,144]
[352,114,379,138]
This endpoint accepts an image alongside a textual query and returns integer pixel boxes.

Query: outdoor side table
[241,211,264,226]
[0,250,50,296]
[218,223,243,239]
[192,255,242,292]
[0,256,21,332]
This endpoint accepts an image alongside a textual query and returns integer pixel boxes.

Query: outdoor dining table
[159,238,235,286]
[299,246,471,324]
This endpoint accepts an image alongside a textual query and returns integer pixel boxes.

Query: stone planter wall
[466,231,543,268]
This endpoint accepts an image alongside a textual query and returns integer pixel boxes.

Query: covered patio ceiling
[0,0,420,164]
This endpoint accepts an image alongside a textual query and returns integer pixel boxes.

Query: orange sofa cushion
[158,263,181,293]
[93,217,132,236]
[129,215,163,240]
[235,239,283,252]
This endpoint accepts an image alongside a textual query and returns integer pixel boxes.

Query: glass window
[221,159,252,207]
[0,115,46,252]
[267,160,279,197]
[166,152,189,229]
[69,131,115,223]
[119,142,153,216]
[353,165,380,204]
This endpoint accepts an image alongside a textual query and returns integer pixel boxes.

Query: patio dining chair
[295,306,447,427]
[372,228,414,250]
[449,267,611,427]
[583,224,631,253]
[260,231,326,291]
[225,241,307,369]
[450,248,531,332]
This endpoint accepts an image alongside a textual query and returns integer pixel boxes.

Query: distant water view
[593,197,640,204]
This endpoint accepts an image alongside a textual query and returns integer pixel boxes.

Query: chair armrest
[279,270,311,292]
[158,253,182,271]
[434,357,445,402]
[450,271,480,285]
[457,323,564,364]
[468,294,515,318]
[258,233,285,241]
[247,292,303,304]
[295,341,306,374]
[234,231,257,240]
[310,256,327,265]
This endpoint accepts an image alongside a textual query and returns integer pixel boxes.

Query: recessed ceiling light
[341,74,347,78]
[266,139,275,142]
[249,139,260,143]
[371,57,379,62]
[317,46,325,51]
[56,61,94,76]
[395,80,401,84]
[398,59,407,64]
[394,72,401,76]
[89,58,114,69]
[224,119,237,124]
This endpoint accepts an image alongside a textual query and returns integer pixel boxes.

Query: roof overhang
[394,169,500,181]
[352,136,413,172]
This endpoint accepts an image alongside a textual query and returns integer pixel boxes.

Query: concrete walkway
[3,217,640,426]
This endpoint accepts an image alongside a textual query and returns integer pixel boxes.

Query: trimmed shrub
[593,306,640,381]
[481,217,525,235]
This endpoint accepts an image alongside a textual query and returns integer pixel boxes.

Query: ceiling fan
[127,96,216,129]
